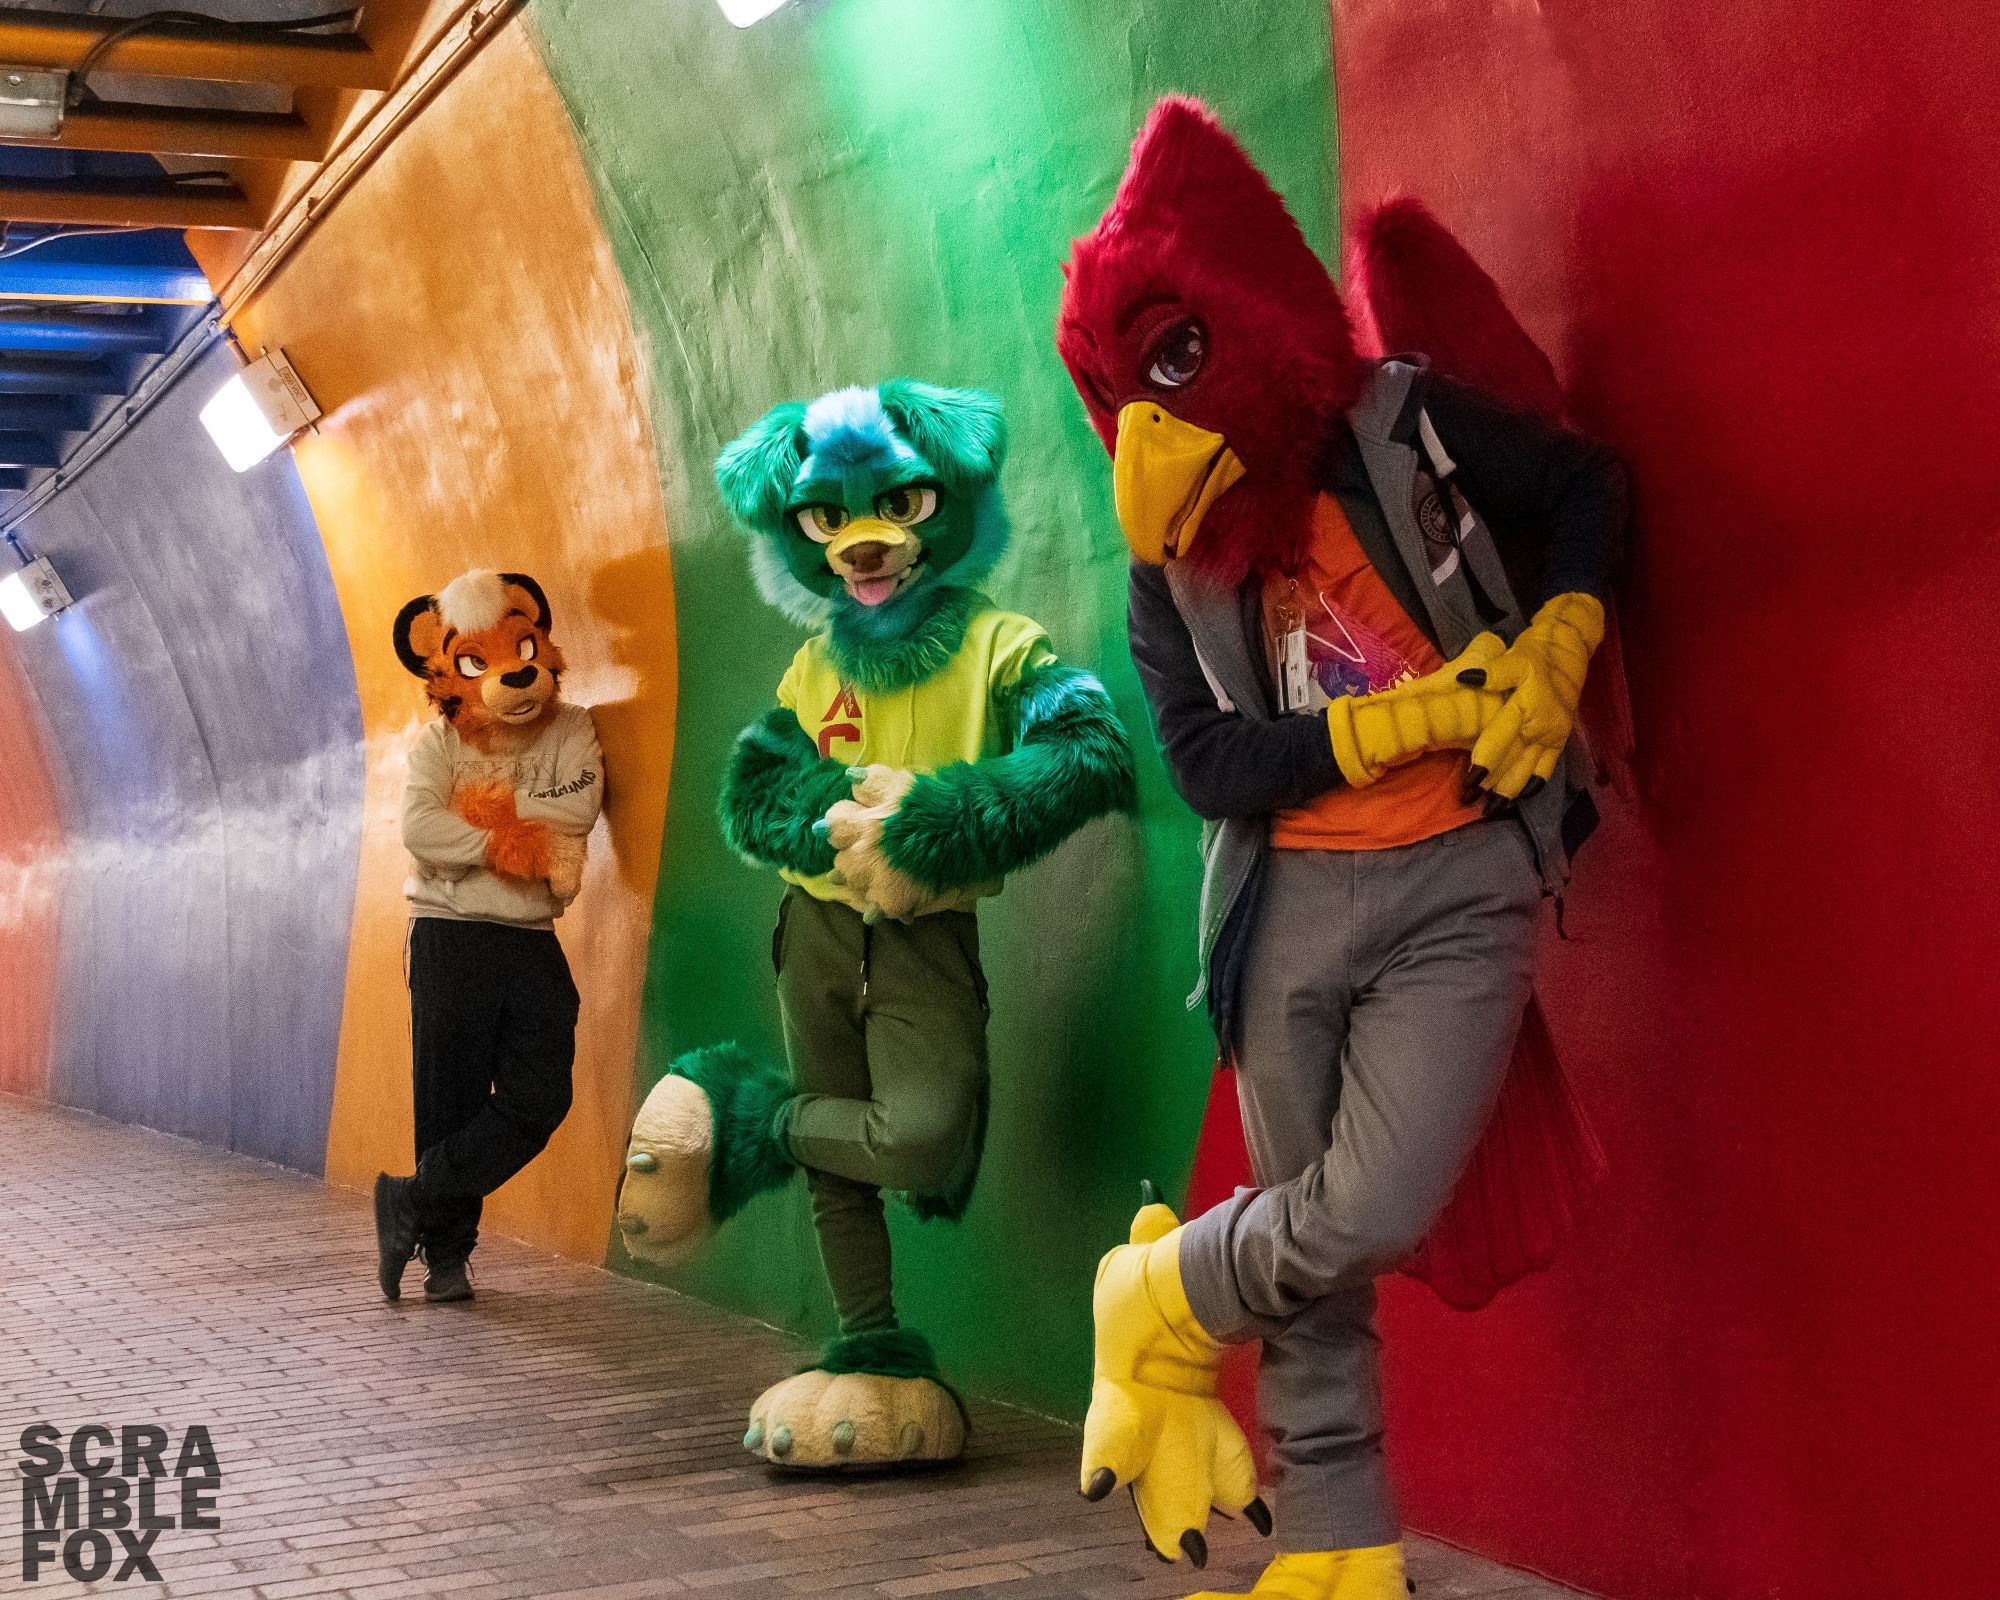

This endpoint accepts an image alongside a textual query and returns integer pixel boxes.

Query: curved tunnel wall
[0,627,62,1101]
[528,0,1334,1418]
[0,336,363,1171]
[0,4,1982,1596]
[216,18,681,1263]
[1334,2,2000,1597]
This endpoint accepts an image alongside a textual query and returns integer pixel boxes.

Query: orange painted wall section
[0,630,63,1100]
[211,18,677,1257]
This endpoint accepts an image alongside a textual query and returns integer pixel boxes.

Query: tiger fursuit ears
[393,570,582,894]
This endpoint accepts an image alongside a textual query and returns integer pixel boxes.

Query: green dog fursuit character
[617,381,1135,1469]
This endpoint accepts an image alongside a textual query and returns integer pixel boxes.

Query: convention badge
[1270,581,1311,713]
[1279,625,1312,713]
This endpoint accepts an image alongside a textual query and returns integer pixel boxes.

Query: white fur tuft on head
[437,570,511,635]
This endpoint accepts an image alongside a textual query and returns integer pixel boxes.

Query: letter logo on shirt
[817,684,863,758]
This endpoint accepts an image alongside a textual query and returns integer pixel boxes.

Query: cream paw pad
[743,1331,966,1469]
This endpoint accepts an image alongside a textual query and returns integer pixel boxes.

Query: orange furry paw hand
[452,781,519,832]
[484,818,552,882]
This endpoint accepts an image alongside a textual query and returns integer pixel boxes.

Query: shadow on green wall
[530,0,1333,1420]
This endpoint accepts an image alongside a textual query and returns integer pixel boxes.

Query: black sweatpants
[408,916,580,1264]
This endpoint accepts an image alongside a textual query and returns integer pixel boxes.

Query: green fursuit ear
[876,380,1007,491]
[715,401,810,534]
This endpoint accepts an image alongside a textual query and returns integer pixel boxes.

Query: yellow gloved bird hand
[1184,1545,1409,1600]
[1080,1191,1269,1569]
[1459,592,1606,802]
[1325,633,1509,788]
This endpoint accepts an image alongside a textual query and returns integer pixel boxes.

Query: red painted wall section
[0,627,63,1100]
[1334,4,2000,1597]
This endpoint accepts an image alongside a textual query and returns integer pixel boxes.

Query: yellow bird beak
[1112,401,1247,564]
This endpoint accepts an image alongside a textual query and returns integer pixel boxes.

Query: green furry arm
[878,663,1136,893]
[718,707,850,876]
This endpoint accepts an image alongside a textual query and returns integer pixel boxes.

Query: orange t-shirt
[1263,495,1483,850]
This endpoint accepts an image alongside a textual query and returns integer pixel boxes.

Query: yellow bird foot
[1184,1545,1409,1600]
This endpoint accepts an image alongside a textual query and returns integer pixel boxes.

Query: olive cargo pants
[772,886,990,1334]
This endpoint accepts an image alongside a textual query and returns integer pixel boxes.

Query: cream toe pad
[745,1369,965,1468]
[616,1075,715,1266]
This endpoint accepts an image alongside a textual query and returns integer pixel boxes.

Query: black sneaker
[423,1257,474,1303]
[373,1174,420,1302]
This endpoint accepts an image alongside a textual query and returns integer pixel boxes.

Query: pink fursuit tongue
[847,575,901,607]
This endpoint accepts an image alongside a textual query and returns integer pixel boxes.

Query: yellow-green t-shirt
[777,608,1056,910]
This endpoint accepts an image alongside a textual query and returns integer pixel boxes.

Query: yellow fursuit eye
[875,485,938,525]
[455,654,487,678]
[795,505,848,543]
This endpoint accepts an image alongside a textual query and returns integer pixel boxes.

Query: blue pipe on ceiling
[0,230,211,305]
[0,307,180,354]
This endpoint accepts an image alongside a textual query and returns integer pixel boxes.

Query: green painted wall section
[529,0,1333,1418]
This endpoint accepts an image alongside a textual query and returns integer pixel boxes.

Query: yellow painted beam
[0,12,388,90]
[39,103,328,162]
[0,180,258,230]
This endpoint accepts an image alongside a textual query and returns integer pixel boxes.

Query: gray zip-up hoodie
[401,700,604,929]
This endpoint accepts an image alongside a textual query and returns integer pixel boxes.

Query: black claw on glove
[1460,767,1488,804]
[1180,1530,1208,1568]
[1456,667,1488,688]
[1519,776,1546,802]
[1082,1467,1116,1502]
[1246,1497,1273,1537]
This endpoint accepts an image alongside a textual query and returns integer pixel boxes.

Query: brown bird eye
[1147,320,1206,389]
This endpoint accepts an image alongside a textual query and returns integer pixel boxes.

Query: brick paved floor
[1,1096,1589,1600]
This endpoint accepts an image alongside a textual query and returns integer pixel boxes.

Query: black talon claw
[1139,1178,1161,1207]
[1180,1530,1208,1569]
[1519,776,1546,801]
[1246,1497,1273,1536]
[1082,1467,1116,1502]
[1457,668,1487,688]
[1461,767,1488,805]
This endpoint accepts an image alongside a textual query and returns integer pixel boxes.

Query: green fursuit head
[714,379,1010,694]
[711,379,1137,897]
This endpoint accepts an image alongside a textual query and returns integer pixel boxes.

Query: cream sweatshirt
[401,701,604,929]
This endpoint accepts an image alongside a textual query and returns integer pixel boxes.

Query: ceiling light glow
[199,350,321,473]
[0,555,73,631]
[718,0,791,25]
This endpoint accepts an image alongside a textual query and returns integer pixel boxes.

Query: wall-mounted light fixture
[0,554,73,631]
[718,0,791,25]
[199,349,322,473]
[0,69,66,141]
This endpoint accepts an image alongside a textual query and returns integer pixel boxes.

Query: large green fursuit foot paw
[616,1044,792,1266]
[743,1331,968,1469]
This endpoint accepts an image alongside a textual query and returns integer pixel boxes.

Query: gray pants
[1179,821,1543,1551]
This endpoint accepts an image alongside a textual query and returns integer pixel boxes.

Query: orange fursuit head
[394,569,569,882]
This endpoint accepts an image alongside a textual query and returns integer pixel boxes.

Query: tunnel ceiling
[0,0,435,503]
